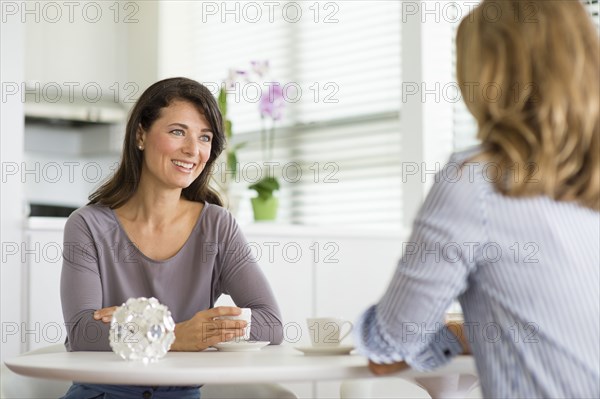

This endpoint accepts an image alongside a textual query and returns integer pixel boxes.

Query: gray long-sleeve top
[61,202,283,351]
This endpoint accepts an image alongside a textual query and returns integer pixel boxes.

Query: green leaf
[249,177,280,200]
[233,142,247,151]
[218,88,227,117]
[224,119,232,140]
[227,151,238,179]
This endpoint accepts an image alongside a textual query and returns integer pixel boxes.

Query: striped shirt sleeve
[355,155,484,371]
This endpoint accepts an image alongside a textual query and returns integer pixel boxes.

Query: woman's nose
[182,136,200,155]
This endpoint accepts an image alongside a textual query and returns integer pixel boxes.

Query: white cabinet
[25,2,127,95]
[25,225,66,351]
[24,1,159,102]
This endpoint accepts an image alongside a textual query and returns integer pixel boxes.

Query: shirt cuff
[354,305,404,364]
[354,305,464,372]
[407,324,464,371]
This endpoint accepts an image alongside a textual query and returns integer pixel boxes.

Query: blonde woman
[355,1,599,397]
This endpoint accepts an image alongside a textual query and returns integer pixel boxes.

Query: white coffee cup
[307,317,353,347]
[215,308,252,341]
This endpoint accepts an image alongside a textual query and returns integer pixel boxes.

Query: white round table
[5,345,478,398]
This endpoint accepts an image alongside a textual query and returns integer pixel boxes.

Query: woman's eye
[200,134,212,143]
[170,129,185,136]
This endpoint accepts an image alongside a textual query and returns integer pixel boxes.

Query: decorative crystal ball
[109,297,176,363]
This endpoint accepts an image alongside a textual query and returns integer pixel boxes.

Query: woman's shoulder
[197,201,242,239]
[201,201,234,222]
[448,145,484,165]
[65,203,117,233]
[442,145,496,183]
[426,145,491,203]
[69,203,112,219]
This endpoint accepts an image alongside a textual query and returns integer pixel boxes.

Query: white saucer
[213,341,270,352]
[294,345,355,356]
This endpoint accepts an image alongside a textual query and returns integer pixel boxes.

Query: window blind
[583,0,600,30]
[451,1,481,152]
[160,1,403,230]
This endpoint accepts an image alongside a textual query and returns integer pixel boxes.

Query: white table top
[5,345,477,386]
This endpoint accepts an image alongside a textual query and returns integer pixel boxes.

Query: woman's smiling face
[137,100,214,191]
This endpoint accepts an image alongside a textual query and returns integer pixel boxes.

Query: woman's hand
[446,320,472,354]
[93,306,118,323]
[170,306,247,352]
[368,360,409,375]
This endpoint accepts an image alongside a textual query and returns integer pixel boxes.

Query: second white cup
[307,317,353,347]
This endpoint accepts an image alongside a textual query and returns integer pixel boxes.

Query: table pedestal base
[339,373,479,399]
[411,374,479,399]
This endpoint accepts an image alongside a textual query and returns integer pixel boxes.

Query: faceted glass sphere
[109,297,175,363]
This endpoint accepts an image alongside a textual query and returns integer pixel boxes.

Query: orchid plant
[218,61,286,207]
[217,70,245,180]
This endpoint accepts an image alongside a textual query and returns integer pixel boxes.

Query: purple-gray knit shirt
[61,202,283,351]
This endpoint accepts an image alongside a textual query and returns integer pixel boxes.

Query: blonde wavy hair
[457,0,599,211]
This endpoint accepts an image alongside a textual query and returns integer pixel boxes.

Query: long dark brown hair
[89,77,225,207]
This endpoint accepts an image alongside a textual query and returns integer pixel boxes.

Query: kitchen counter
[25,216,404,240]
[25,217,67,231]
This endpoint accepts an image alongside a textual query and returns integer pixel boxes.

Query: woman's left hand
[93,306,118,323]
[368,360,409,375]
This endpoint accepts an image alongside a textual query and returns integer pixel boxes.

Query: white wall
[1,17,26,362]
[400,4,455,230]
[127,1,159,93]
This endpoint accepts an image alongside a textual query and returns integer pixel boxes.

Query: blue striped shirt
[355,147,600,398]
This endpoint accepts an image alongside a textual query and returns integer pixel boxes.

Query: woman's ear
[136,124,146,150]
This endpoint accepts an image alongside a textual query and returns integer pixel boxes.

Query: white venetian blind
[160,1,403,229]
[451,1,481,152]
[584,0,600,30]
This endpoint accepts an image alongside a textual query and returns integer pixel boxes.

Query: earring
[138,145,143,150]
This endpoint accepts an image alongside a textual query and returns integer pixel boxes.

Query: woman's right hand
[170,306,247,351]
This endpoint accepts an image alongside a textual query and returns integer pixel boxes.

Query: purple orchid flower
[259,83,285,121]
[225,69,248,89]
[251,60,270,78]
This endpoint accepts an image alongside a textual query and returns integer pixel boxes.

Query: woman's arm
[356,157,483,371]
[61,211,111,351]
[446,320,471,354]
[366,320,471,376]
[215,212,284,344]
